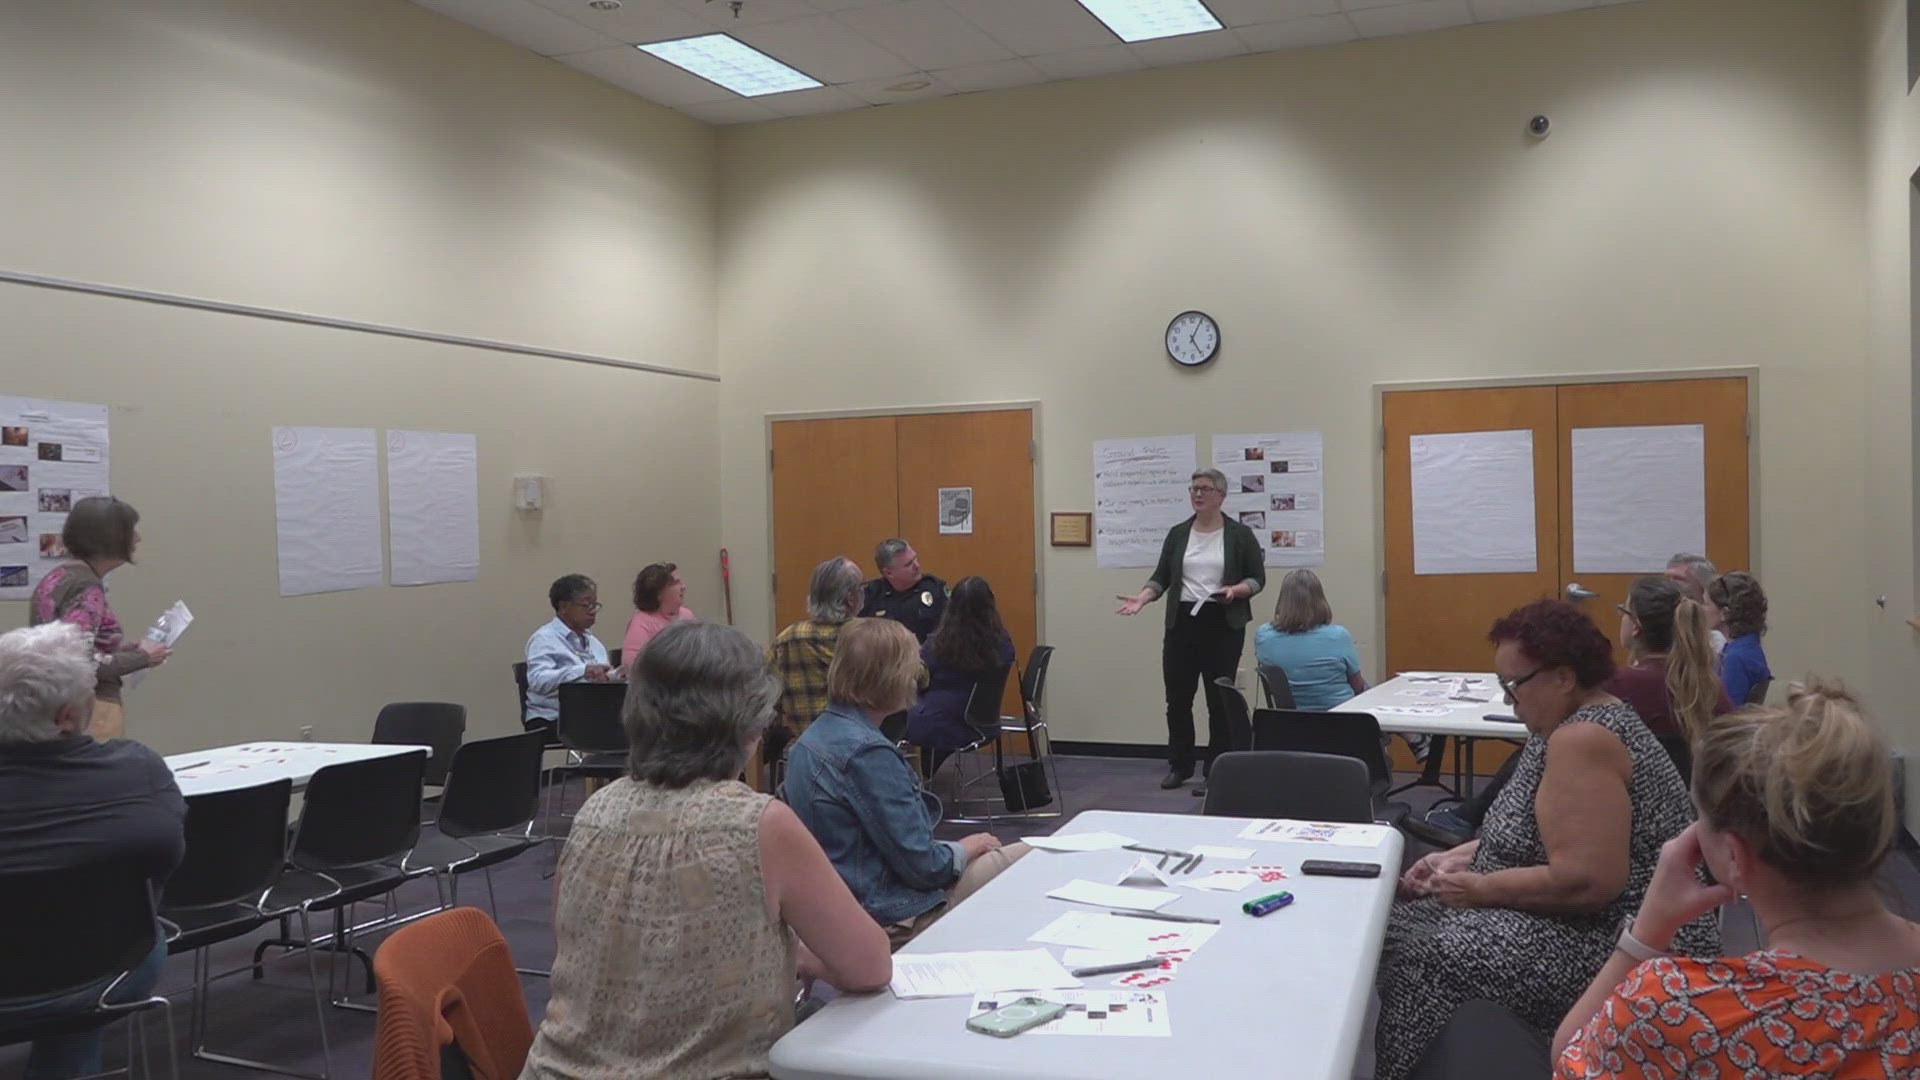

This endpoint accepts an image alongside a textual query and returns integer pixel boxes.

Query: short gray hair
[806,556,864,624]
[0,623,97,744]
[624,621,781,787]
[1192,468,1228,491]
[1666,553,1718,592]
[874,538,911,573]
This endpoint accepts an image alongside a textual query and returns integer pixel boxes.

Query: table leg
[1462,738,1477,801]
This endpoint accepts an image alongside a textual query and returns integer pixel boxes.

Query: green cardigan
[1143,516,1267,630]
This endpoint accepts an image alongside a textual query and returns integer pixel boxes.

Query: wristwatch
[1617,922,1669,963]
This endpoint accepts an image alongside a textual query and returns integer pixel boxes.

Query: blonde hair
[827,618,921,713]
[1269,569,1333,633]
[1627,575,1720,742]
[1693,677,1896,887]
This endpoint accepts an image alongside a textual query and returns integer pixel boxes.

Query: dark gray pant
[1161,605,1244,774]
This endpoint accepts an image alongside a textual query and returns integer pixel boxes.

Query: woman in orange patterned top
[1553,678,1920,1078]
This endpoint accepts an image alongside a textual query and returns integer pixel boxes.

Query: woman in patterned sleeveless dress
[521,621,890,1080]
[1375,600,1715,1080]
[1555,678,1920,1078]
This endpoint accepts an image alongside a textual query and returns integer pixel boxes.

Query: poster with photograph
[938,486,973,535]
[273,427,385,596]
[1094,435,1197,569]
[386,430,480,587]
[1211,432,1325,567]
[0,396,111,600]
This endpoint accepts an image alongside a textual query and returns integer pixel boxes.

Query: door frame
[762,399,1046,644]
[1370,366,1760,674]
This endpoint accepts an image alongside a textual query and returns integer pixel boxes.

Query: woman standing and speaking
[1115,469,1265,792]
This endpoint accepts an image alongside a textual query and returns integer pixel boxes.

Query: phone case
[1299,860,1383,878]
[966,997,1068,1038]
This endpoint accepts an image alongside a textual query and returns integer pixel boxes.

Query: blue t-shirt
[1254,623,1361,711]
[1719,633,1771,706]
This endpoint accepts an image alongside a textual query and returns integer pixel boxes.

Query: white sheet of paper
[1409,429,1538,575]
[1025,831,1136,853]
[888,949,1080,999]
[1030,911,1219,954]
[1116,857,1175,889]
[1212,432,1326,568]
[1094,435,1197,569]
[0,395,111,601]
[1237,819,1394,846]
[121,601,193,692]
[1046,880,1177,911]
[1190,845,1254,859]
[1061,949,1139,968]
[273,427,384,596]
[385,430,479,586]
[1571,424,1706,573]
[970,990,1171,1037]
[1179,871,1261,892]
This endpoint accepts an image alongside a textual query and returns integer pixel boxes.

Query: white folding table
[769,808,1402,1080]
[164,741,428,798]
[1342,672,1529,798]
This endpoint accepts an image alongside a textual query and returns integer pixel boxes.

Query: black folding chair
[936,664,1015,824]
[251,750,433,1014]
[372,702,466,789]
[1744,677,1772,706]
[409,731,549,914]
[990,645,1064,821]
[1256,663,1297,709]
[546,682,629,821]
[161,779,331,1079]
[1250,708,1411,826]
[0,861,179,1080]
[1201,750,1374,822]
[1207,677,1257,773]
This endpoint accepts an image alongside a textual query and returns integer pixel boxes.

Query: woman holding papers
[1373,600,1712,1080]
[1114,468,1266,793]
[28,496,169,740]
[523,621,890,1080]
[786,618,1029,945]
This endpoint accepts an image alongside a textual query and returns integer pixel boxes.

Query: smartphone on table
[967,996,1068,1038]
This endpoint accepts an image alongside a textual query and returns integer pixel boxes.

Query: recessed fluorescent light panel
[637,34,821,97]
[1076,0,1222,43]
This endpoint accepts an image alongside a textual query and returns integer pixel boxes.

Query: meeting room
[4,0,1920,1077]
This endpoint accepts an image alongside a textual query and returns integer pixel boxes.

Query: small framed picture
[1050,512,1093,547]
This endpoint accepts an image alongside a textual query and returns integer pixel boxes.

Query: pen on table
[1124,844,1190,858]
[1185,854,1203,874]
[1070,957,1165,977]
[1107,909,1221,925]
[1155,853,1169,871]
[172,760,211,771]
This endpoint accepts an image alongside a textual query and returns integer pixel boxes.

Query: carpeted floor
[4,755,1915,1079]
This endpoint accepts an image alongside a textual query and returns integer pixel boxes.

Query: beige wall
[0,0,721,752]
[717,0,1881,764]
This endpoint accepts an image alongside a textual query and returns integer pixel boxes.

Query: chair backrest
[437,731,548,838]
[373,907,533,1080]
[1211,677,1252,752]
[162,779,292,912]
[607,648,623,671]
[1019,645,1055,722]
[557,682,630,755]
[964,663,1014,735]
[374,702,467,787]
[1744,677,1772,706]
[1250,708,1393,789]
[512,662,529,721]
[1656,735,1694,784]
[291,750,428,873]
[1256,663,1297,710]
[0,860,160,1001]
[1201,750,1373,823]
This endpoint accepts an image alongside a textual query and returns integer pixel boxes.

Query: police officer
[860,538,948,643]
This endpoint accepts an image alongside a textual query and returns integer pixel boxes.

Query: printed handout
[969,990,1171,1036]
[888,949,1080,999]
[1238,819,1394,847]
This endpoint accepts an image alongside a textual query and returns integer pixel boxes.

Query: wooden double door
[769,408,1037,713]
[1381,376,1750,770]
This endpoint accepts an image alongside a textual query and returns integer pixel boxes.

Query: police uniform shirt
[859,574,949,643]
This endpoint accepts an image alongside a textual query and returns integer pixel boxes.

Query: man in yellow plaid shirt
[766,556,865,762]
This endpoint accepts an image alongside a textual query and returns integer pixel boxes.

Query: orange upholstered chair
[372,907,533,1080]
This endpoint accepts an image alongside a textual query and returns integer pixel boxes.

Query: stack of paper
[888,949,1081,999]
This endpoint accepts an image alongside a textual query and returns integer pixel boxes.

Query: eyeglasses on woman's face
[1189,485,1222,497]
[1497,666,1544,704]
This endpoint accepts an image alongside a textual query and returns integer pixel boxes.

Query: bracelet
[1616,923,1670,963]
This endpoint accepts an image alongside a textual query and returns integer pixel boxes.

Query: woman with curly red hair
[1373,599,1714,1080]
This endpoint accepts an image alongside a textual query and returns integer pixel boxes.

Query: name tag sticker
[921,591,932,606]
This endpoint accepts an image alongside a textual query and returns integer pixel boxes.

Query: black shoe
[1191,783,1207,798]
[1160,770,1190,790]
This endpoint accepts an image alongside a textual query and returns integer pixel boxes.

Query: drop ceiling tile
[944,0,1117,56]
[413,0,617,56]
[834,0,1015,69]
[805,0,899,8]
[734,13,915,82]
[1205,0,1342,25]
[678,97,782,122]
[1466,0,1592,19]
[757,84,869,114]
[1025,43,1144,79]
[1127,27,1249,67]
[1339,0,1411,10]
[555,44,737,102]
[1347,0,1474,36]
[933,57,1047,93]
[1234,12,1356,49]
[520,0,712,44]
[669,0,825,27]
[836,70,956,104]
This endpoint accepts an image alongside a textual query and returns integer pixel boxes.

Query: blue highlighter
[1243,891,1294,917]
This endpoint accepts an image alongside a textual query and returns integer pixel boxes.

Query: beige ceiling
[413,0,1645,124]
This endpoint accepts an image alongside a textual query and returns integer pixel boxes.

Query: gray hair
[0,623,98,744]
[806,556,864,624]
[1191,468,1228,491]
[1666,553,1718,591]
[624,621,781,787]
[874,538,912,573]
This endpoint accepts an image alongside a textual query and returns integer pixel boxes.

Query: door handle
[1565,582,1597,600]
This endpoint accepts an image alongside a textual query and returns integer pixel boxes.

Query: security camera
[1526,115,1551,139]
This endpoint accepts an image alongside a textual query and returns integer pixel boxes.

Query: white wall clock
[1165,310,1219,368]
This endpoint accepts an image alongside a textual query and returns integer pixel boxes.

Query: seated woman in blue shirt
[1253,569,1367,711]
[785,618,1030,944]
[903,576,1015,754]
[1708,571,1771,705]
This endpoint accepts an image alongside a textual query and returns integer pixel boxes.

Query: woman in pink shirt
[621,562,697,675]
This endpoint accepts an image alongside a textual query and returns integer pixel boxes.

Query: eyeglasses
[1497,666,1544,703]
[569,599,602,612]
[1188,486,1222,496]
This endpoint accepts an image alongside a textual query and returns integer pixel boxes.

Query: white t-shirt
[1180,525,1226,603]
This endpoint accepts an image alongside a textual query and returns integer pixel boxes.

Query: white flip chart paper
[273,427,384,596]
[1410,429,1538,575]
[1571,424,1706,574]
[386,430,479,586]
